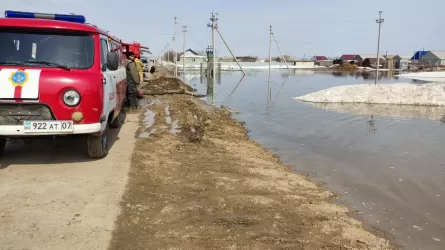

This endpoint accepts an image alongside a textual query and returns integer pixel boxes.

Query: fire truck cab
[0,11,127,158]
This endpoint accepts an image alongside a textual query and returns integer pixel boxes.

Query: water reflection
[366,115,377,134]
[287,70,314,76]
[223,75,245,104]
[206,76,216,104]
[307,102,445,123]
[331,70,397,80]
[268,73,290,110]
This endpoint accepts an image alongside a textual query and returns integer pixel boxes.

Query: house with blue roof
[421,51,445,67]
[411,51,428,61]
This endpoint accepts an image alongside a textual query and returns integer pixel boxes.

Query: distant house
[394,55,411,61]
[420,50,445,67]
[394,55,411,69]
[340,54,357,63]
[384,55,397,60]
[363,58,387,68]
[353,54,382,66]
[235,56,258,62]
[311,56,328,61]
[311,56,332,66]
[218,57,233,62]
[384,55,398,69]
[177,49,207,63]
[283,55,293,61]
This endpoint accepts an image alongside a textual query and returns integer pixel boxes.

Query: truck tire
[0,138,6,156]
[109,110,124,129]
[87,124,109,158]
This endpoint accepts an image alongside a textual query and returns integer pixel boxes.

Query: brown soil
[108,69,396,250]
[142,76,193,92]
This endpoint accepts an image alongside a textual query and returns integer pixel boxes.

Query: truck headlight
[63,90,81,107]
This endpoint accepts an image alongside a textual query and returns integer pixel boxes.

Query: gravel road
[0,114,139,250]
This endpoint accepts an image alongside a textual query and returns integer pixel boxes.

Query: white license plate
[23,121,74,133]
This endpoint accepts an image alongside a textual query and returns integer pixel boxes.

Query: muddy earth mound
[142,76,193,92]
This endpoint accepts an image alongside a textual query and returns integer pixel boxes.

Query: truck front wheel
[0,138,5,156]
[110,110,124,129]
[87,125,109,158]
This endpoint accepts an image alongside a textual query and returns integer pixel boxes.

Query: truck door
[99,36,117,131]
[109,40,126,114]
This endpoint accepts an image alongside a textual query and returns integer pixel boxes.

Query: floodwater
[186,70,445,250]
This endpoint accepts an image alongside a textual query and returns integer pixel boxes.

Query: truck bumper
[0,123,102,136]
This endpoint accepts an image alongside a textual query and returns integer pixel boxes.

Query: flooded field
[186,70,445,250]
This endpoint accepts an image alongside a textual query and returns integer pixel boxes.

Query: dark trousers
[126,82,139,108]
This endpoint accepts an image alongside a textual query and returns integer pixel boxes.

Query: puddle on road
[164,105,181,135]
[138,99,159,138]
[138,100,181,138]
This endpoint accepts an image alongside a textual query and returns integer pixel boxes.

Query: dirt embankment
[109,69,395,249]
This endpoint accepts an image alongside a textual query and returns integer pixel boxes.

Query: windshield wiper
[0,61,22,66]
[26,60,70,71]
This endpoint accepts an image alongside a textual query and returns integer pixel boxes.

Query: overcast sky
[3,0,445,58]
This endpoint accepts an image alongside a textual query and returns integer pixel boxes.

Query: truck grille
[0,104,54,125]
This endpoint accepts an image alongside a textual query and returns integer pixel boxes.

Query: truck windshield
[0,29,94,69]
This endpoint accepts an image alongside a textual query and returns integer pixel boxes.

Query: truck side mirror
[106,51,119,71]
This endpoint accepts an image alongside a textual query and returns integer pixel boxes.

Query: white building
[421,50,445,67]
[177,49,207,63]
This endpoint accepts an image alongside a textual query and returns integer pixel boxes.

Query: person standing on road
[124,52,140,110]
[135,56,144,84]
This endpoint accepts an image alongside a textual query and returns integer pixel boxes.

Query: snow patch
[139,129,157,138]
[165,105,172,124]
[397,72,445,83]
[293,83,445,106]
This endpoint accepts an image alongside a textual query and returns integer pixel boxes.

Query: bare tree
[162,50,177,62]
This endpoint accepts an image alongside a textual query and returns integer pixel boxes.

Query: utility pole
[271,32,291,74]
[375,11,384,84]
[208,12,246,75]
[167,43,170,63]
[3,1,5,17]
[268,25,272,84]
[268,25,272,106]
[182,25,187,79]
[172,36,175,62]
[174,17,177,77]
[209,12,217,77]
[268,25,290,75]
[421,47,424,64]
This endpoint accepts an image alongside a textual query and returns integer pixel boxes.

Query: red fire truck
[121,41,149,58]
[0,11,127,158]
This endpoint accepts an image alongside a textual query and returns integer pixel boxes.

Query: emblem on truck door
[9,70,29,87]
